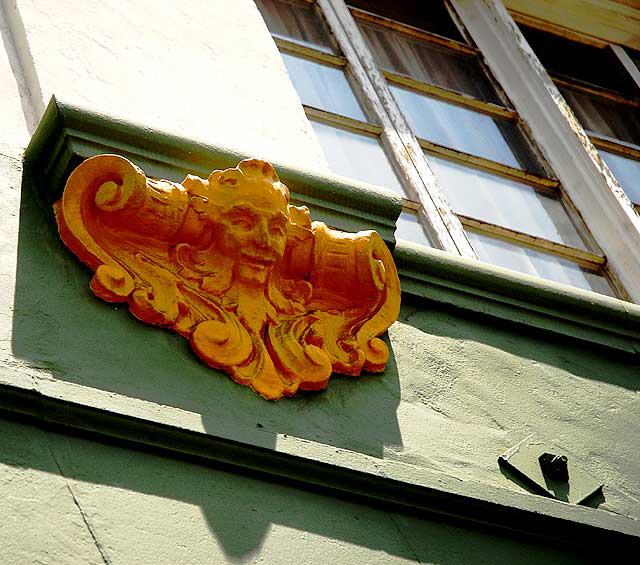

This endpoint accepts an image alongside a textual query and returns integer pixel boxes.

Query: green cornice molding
[396,242,640,354]
[23,97,640,354]
[24,96,403,243]
[0,378,638,552]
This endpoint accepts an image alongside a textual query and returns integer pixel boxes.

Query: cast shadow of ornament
[54,155,400,400]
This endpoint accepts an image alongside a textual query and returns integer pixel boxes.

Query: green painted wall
[1,416,590,564]
[1,145,639,561]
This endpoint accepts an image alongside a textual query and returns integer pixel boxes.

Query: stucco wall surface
[0,416,590,564]
[0,0,327,171]
[0,5,29,146]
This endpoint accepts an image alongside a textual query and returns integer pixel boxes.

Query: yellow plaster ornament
[54,155,401,400]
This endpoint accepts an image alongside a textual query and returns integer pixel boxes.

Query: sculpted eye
[270,225,285,237]
[231,217,252,230]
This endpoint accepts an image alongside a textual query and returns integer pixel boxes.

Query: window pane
[467,231,615,297]
[357,19,500,103]
[396,211,432,247]
[347,0,465,43]
[310,120,404,195]
[428,156,588,249]
[560,87,640,146]
[282,53,367,121]
[391,84,538,171]
[600,150,640,204]
[256,0,336,53]
[520,25,636,95]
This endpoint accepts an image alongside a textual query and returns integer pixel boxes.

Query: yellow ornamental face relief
[55,154,401,400]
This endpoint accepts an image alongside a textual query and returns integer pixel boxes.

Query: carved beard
[234,285,277,337]
[208,254,278,337]
[180,240,280,337]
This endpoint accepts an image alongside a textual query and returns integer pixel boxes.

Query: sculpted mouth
[241,254,277,269]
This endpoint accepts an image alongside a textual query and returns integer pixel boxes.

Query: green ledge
[0,380,638,552]
[395,241,640,354]
[24,96,403,244]
[24,96,640,354]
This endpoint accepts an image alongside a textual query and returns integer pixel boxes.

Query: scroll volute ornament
[54,154,401,399]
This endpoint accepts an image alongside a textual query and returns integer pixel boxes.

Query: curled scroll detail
[54,154,401,400]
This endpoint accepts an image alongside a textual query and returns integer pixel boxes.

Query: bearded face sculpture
[54,155,400,400]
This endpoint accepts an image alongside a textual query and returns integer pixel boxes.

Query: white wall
[0,0,328,169]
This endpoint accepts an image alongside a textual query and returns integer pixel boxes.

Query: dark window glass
[559,87,640,146]
[347,0,465,42]
[520,25,637,95]
[357,18,500,103]
[255,0,336,53]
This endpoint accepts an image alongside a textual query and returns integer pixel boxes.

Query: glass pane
[311,120,405,195]
[391,84,538,171]
[600,150,640,204]
[428,156,588,249]
[357,18,500,103]
[467,231,616,297]
[521,25,636,95]
[282,53,367,121]
[396,211,432,247]
[255,0,336,53]
[560,87,640,146]
[347,0,465,42]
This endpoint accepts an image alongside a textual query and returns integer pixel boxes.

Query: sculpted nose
[255,221,271,249]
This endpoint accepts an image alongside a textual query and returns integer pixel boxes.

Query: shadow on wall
[398,295,640,394]
[0,416,589,564]
[11,167,404,458]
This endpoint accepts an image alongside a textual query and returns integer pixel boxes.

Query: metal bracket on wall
[498,435,603,505]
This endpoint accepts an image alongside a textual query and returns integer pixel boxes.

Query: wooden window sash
[348,5,479,56]
[459,215,606,269]
[263,0,621,284]
[274,37,347,67]
[552,75,640,109]
[383,71,516,119]
[303,105,381,134]
[401,199,422,213]
[590,135,640,161]
[508,11,610,49]
[293,1,601,271]
[418,139,559,192]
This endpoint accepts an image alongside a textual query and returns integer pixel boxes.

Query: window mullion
[611,44,640,92]
[317,0,476,258]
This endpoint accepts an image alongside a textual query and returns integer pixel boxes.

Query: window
[520,25,640,210]
[255,0,622,298]
[255,0,432,248]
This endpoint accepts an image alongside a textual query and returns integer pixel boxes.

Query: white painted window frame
[450,0,640,301]
[318,0,476,257]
